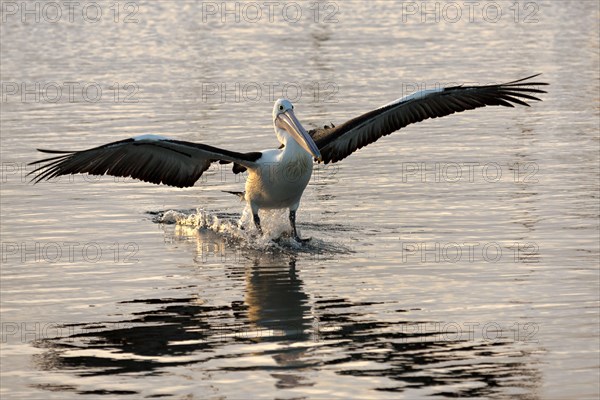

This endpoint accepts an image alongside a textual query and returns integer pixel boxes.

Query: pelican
[29,74,547,242]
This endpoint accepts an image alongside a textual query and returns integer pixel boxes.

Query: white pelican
[29,74,547,242]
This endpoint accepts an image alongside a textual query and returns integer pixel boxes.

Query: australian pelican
[29,74,547,241]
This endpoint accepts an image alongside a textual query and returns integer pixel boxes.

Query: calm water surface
[1,1,599,399]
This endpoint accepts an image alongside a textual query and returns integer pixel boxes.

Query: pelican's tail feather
[222,191,245,201]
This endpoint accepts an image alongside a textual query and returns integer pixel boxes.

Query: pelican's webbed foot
[289,210,310,243]
[253,213,262,235]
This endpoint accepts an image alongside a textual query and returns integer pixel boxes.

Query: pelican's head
[273,99,322,161]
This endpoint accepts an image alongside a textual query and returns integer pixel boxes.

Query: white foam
[152,207,353,256]
[155,207,300,250]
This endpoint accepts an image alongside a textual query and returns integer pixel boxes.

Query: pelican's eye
[279,105,284,111]
[291,105,294,109]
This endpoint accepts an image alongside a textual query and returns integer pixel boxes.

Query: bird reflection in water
[32,224,542,397]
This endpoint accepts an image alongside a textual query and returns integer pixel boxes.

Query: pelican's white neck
[275,126,308,159]
[275,126,291,146]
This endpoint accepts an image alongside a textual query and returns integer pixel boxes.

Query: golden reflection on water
[1,1,598,399]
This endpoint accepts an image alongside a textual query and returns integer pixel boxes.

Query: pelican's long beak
[276,110,322,162]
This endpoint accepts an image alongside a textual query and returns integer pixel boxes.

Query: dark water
[1,1,599,398]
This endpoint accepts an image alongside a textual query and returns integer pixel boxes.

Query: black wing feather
[315,74,548,163]
[28,138,262,188]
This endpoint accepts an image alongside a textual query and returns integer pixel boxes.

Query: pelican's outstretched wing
[28,135,262,188]
[313,74,548,164]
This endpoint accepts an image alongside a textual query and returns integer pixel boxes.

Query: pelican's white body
[245,129,313,214]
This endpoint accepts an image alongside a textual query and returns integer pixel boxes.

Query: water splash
[148,207,353,256]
